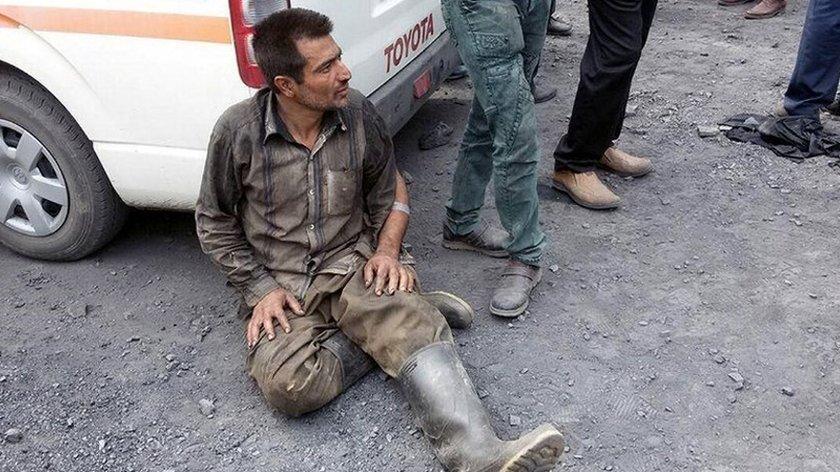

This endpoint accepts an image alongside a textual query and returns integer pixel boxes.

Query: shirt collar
[262,89,348,145]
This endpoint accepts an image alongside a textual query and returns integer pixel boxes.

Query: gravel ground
[2,1,839,471]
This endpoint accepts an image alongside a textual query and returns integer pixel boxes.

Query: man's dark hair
[253,8,333,91]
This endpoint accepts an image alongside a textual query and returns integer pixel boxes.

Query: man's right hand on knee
[247,288,305,347]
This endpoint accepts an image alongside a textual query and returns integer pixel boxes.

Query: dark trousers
[553,0,657,172]
[783,0,840,118]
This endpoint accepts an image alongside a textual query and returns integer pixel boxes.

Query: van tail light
[229,0,291,88]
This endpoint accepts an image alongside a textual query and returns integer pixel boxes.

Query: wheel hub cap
[0,119,69,237]
[8,164,29,187]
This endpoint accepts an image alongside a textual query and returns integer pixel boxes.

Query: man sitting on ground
[195,9,565,472]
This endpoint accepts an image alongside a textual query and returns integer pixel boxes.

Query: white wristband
[392,202,411,215]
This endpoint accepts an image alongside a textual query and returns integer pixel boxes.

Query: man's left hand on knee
[364,253,415,296]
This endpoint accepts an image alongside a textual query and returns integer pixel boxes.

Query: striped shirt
[195,88,397,308]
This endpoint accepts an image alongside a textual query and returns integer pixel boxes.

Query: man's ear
[274,76,297,98]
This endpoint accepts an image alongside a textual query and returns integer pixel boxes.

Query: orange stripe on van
[0,6,232,44]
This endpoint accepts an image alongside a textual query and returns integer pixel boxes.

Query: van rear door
[292,0,446,96]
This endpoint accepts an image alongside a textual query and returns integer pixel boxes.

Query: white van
[0,0,458,260]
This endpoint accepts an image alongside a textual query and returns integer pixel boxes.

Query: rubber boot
[398,342,565,472]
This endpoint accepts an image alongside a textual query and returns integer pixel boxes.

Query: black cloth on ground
[720,113,840,164]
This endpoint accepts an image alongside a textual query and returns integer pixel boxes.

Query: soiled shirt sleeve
[361,99,397,233]
[195,120,280,307]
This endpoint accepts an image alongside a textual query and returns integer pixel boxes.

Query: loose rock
[199,398,216,417]
[4,428,23,444]
[697,125,720,138]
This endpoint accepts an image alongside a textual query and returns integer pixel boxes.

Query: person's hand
[246,287,304,348]
[364,252,415,296]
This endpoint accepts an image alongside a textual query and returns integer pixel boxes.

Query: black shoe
[442,221,509,258]
[547,13,573,36]
[532,79,557,104]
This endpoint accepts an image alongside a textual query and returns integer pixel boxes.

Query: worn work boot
[745,0,786,18]
[490,260,542,318]
[547,12,572,36]
[598,147,653,177]
[531,78,558,104]
[443,221,509,258]
[398,342,565,472]
[422,291,475,330]
[552,170,620,210]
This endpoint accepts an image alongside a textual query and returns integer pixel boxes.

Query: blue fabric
[441,0,549,265]
[783,0,840,118]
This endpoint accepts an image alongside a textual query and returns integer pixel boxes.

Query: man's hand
[364,252,415,296]
[246,287,304,348]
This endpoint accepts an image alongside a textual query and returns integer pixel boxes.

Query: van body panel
[0,0,457,210]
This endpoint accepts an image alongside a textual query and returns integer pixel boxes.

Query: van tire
[0,67,127,261]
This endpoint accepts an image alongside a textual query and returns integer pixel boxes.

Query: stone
[4,428,23,443]
[728,372,744,384]
[697,125,720,138]
[509,414,521,427]
[781,387,795,397]
[198,398,216,417]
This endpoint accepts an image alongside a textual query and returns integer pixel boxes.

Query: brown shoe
[598,147,653,177]
[552,170,620,210]
[745,0,785,18]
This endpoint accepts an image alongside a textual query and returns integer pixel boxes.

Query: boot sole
[745,8,784,18]
[551,181,620,210]
[501,424,565,472]
[442,239,508,258]
[596,163,654,178]
[489,299,530,318]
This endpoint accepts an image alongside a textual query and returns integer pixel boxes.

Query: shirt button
[308,224,315,230]
[308,189,315,196]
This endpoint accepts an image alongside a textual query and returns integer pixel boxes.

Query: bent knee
[259,366,342,417]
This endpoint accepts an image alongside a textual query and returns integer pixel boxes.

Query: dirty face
[287,35,352,111]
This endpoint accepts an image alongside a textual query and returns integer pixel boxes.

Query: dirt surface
[2,1,839,471]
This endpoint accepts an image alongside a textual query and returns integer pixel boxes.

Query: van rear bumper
[368,30,460,136]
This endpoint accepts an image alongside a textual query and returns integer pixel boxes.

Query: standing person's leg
[442,0,548,317]
[551,0,653,209]
[522,0,551,85]
[783,0,840,118]
[610,0,659,142]
[444,98,496,240]
[336,267,565,471]
[548,0,574,37]
[526,0,557,104]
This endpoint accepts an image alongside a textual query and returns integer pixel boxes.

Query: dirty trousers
[246,266,453,416]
